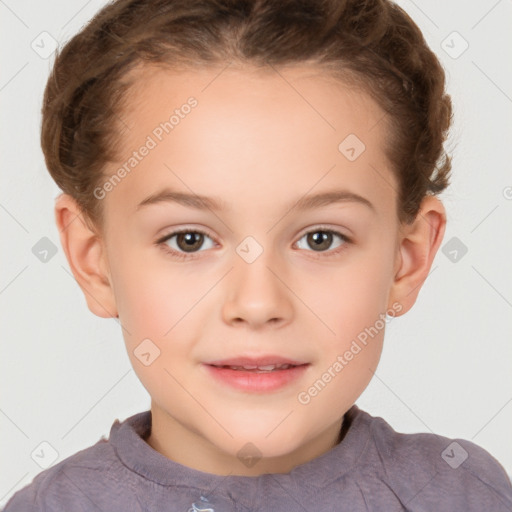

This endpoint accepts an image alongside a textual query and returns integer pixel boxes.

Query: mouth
[208,363,306,372]
[204,355,308,368]
[202,356,310,392]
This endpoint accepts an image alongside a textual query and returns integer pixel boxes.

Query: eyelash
[155,226,352,261]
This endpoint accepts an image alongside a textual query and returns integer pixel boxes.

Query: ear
[387,195,446,315]
[54,193,118,319]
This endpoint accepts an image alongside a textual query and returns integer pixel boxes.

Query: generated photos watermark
[297,301,403,405]
[93,97,198,200]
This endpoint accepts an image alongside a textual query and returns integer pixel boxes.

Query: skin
[55,64,446,476]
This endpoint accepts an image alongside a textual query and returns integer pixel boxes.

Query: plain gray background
[1,0,511,507]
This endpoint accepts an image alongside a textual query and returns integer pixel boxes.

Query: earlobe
[388,196,447,315]
[54,194,118,319]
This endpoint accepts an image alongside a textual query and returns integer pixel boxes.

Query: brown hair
[41,0,452,230]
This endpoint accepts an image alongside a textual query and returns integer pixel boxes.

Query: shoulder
[356,408,512,511]
[2,423,125,512]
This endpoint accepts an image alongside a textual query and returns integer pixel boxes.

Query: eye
[157,228,215,259]
[295,228,351,256]
[156,226,352,261]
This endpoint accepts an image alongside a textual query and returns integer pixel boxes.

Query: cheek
[303,254,394,338]
[111,256,210,389]
[112,260,198,392]
[111,250,197,336]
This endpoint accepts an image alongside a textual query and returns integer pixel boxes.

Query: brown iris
[307,231,333,251]
[176,232,204,252]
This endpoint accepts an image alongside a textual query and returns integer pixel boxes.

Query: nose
[221,248,294,330]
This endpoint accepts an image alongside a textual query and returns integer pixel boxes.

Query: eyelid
[296,224,353,242]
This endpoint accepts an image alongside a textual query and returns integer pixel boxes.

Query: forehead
[103,64,396,220]
[121,63,383,137]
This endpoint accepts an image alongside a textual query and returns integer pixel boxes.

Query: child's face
[71,65,439,475]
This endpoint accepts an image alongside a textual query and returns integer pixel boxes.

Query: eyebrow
[135,188,375,213]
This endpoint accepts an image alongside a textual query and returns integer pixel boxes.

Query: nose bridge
[221,234,294,327]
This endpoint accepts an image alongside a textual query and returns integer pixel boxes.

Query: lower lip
[202,364,310,393]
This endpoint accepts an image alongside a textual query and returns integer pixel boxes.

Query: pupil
[308,231,332,251]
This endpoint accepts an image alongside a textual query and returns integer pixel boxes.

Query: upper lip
[204,355,309,367]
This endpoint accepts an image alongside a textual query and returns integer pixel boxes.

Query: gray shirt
[3,405,512,511]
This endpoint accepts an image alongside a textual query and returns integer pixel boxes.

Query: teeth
[257,364,278,371]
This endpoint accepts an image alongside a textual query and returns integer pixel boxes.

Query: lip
[201,355,310,393]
